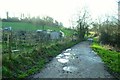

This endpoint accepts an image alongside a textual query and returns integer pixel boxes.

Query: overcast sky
[0,0,118,27]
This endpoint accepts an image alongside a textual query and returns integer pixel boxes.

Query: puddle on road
[56,52,75,58]
[63,66,78,72]
[56,54,64,59]
[64,56,70,59]
[58,58,69,63]
[64,53,75,59]
[63,53,71,55]
[57,55,75,63]
[64,48,71,52]
[56,50,76,63]
[64,52,76,56]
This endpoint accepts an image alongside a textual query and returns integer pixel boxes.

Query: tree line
[74,8,120,48]
[91,17,120,48]
[2,12,63,27]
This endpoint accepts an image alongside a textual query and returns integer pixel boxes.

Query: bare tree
[76,9,91,40]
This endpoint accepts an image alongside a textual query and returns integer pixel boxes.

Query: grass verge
[91,41,120,79]
[2,39,80,78]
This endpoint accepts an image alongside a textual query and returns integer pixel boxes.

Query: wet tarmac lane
[31,41,114,78]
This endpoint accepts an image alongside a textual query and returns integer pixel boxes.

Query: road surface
[31,41,113,78]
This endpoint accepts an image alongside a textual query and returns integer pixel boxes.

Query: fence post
[8,30,12,60]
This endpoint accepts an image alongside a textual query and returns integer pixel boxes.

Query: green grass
[91,42,120,75]
[2,39,80,78]
[2,22,37,31]
[18,58,46,78]
[2,22,74,36]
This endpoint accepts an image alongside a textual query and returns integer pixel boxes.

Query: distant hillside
[2,22,75,36]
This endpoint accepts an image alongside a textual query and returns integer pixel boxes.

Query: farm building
[36,30,64,40]
[36,30,50,42]
[50,31,61,40]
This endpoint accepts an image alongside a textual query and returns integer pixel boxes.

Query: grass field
[2,22,74,36]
